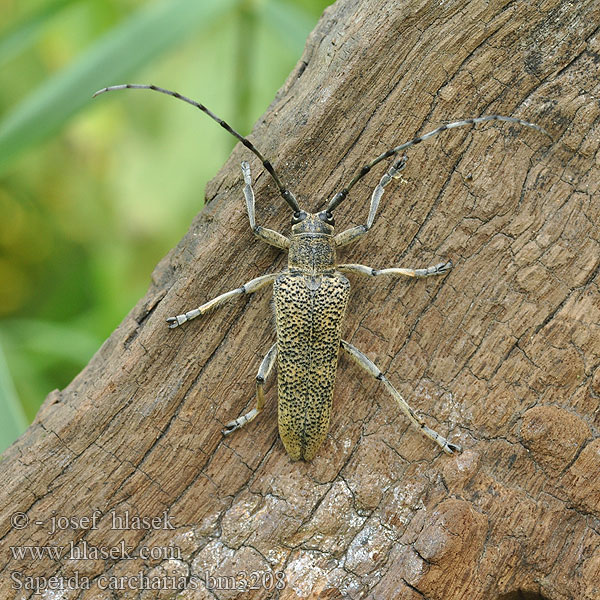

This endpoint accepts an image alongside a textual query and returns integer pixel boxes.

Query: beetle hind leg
[222,343,277,436]
[340,339,461,454]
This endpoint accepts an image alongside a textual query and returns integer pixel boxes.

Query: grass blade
[263,0,316,55]
[0,0,238,174]
[0,339,28,453]
[0,0,82,67]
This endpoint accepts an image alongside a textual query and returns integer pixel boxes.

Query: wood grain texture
[1,1,599,598]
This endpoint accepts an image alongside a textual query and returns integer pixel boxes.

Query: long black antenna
[93,84,301,213]
[327,115,550,212]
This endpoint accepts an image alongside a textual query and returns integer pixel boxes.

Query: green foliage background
[0,0,331,452]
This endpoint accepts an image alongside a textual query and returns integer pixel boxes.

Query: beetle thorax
[288,213,336,274]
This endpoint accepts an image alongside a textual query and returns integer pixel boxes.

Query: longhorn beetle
[94,84,549,461]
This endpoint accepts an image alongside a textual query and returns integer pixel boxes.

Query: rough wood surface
[1,1,599,598]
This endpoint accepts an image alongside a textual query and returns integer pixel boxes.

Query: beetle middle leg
[340,339,461,454]
[167,272,280,328]
[222,343,278,435]
[337,260,453,279]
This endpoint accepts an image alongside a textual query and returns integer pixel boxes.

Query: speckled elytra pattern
[274,270,350,461]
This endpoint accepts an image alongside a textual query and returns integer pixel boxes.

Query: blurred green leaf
[2,318,101,364]
[264,0,316,54]
[0,0,239,174]
[0,0,83,67]
[0,318,103,423]
[0,338,28,453]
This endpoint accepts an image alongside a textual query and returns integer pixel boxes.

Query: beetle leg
[222,343,278,435]
[242,162,291,249]
[340,339,461,454]
[337,260,452,278]
[166,273,281,328]
[334,155,408,247]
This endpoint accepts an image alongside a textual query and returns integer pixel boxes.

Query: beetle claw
[446,442,462,454]
[441,259,453,273]
[222,422,238,436]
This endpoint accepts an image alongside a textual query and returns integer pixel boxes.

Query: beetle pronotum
[94,84,549,461]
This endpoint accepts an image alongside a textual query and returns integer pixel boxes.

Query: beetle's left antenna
[93,84,300,213]
[327,115,551,212]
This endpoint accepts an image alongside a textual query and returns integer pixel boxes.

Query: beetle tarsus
[166,317,180,328]
[445,442,462,454]
[439,259,453,273]
[222,423,237,435]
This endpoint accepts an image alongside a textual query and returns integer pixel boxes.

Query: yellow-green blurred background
[0,0,332,452]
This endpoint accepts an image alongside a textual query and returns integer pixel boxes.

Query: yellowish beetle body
[274,214,350,460]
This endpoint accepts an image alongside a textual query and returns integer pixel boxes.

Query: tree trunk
[1,1,599,598]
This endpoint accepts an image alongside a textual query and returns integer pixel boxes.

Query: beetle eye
[292,211,307,224]
[318,210,334,226]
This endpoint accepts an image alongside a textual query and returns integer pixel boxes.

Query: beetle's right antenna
[93,84,301,213]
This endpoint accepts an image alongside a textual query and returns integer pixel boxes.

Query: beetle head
[291,210,335,235]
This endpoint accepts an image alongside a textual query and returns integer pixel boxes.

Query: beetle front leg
[338,260,453,279]
[334,155,408,248]
[166,273,280,328]
[242,162,291,250]
[341,339,461,454]
[223,343,277,435]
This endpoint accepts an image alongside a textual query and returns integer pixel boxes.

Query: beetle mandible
[94,84,549,461]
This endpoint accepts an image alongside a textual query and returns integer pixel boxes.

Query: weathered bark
[1,1,599,598]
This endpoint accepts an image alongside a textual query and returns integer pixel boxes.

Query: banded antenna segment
[93,84,301,213]
[327,115,551,212]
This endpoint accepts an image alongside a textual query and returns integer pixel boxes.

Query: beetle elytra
[94,84,549,461]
